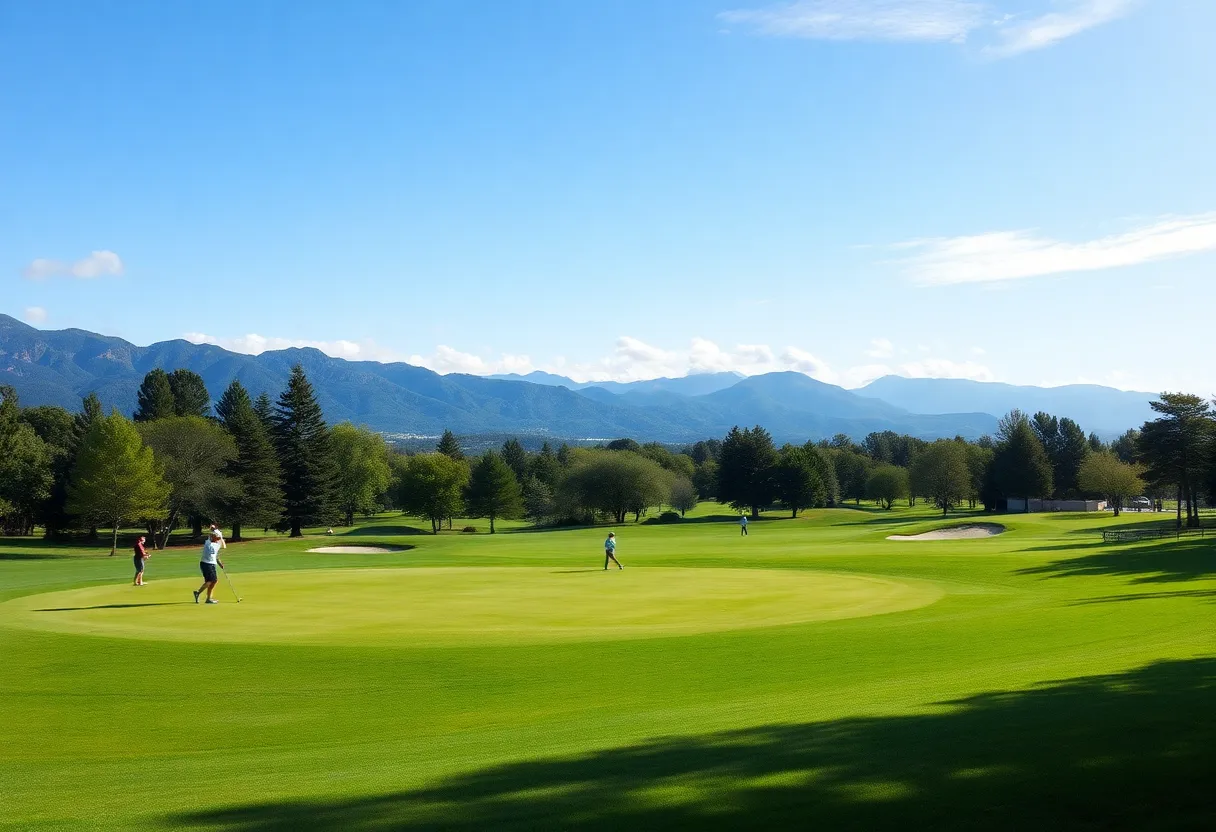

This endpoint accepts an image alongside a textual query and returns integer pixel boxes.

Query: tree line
[3,371,1213,542]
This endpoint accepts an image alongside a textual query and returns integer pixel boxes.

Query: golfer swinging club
[604,532,623,570]
[194,531,225,604]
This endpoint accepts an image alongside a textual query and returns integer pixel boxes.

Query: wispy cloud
[23,306,48,324]
[896,212,1216,285]
[720,0,984,42]
[183,332,404,364]
[720,0,1136,57]
[987,0,1136,58]
[23,250,124,280]
[866,337,895,359]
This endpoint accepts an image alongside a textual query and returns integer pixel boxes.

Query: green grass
[2,504,1214,830]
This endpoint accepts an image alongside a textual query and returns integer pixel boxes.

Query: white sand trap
[887,523,1005,541]
[307,545,408,554]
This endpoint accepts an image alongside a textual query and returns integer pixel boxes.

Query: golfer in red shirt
[133,536,150,586]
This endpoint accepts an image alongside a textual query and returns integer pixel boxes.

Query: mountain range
[1,314,1156,442]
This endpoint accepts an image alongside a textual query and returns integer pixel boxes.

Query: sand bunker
[307,545,408,554]
[887,523,1005,541]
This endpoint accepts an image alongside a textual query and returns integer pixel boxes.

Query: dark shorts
[200,562,218,582]
[134,555,145,573]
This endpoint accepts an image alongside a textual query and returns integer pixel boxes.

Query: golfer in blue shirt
[604,532,623,570]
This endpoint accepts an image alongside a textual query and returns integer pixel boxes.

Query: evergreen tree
[466,451,523,533]
[1137,393,1214,528]
[167,369,211,418]
[43,393,103,538]
[273,365,338,536]
[501,438,530,484]
[436,429,464,460]
[216,380,283,540]
[529,441,562,489]
[215,379,253,427]
[992,412,1054,510]
[717,425,777,518]
[134,369,176,422]
[252,392,275,431]
[67,411,168,554]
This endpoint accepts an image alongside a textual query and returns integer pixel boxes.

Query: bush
[460,526,477,534]
[658,511,681,523]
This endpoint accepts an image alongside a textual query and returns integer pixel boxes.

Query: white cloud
[986,0,1136,58]
[22,306,48,324]
[779,347,838,383]
[896,212,1216,286]
[898,358,995,381]
[23,250,124,280]
[866,338,895,359]
[408,345,535,376]
[183,332,403,363]
[719,0,985,43]
[720,0,1135,57]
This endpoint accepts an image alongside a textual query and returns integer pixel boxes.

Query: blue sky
[3,0,1214,392]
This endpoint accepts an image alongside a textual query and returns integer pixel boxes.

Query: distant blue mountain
[1,314,1149,442]
[856,376,1156,438]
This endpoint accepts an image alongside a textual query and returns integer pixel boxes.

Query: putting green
[0,566,943,647]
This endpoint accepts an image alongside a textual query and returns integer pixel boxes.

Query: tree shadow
[0,551,77,560]
[34,602,191,611]
[1019,538,1216,584]
[341,525,429,537]
[1072,589,1216,605]
[169,658,1216,831]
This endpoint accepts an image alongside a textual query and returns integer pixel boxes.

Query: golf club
[221,566,242,603]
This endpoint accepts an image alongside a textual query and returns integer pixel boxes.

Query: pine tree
[273,365,337,536]
[466,451,523,533]
[217,380,283,540]
[134,369,176,422]
[436,429,464,460]
[252,392,275,431]
[215,379,253,427]
[167,369,211,418]
[501,438,529,484]
[717,425,778,518]
[68,411,168,554]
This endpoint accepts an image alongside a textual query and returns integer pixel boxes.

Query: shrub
[658,511,681,523]
[461,525,477,534]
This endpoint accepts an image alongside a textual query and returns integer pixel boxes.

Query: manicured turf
[1,504,1214,830]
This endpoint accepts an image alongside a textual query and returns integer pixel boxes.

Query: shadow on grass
[169,658,1216,831]
[340,525,429,537]
[1072,589,1216,605]
[1019,537,1216,584]
[34,602,191,611]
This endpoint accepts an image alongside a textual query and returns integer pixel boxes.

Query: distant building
[1005,498,1106,513]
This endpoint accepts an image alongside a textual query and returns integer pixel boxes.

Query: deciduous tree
[396,453,468,533]
[139,416,238,548]
[1079,452,1144,517]
[332,423,392,526]
[866,465,909,510]
[910,440,971,516]
[67,411,168,554]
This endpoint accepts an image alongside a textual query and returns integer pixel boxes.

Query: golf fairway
[0,566,944,646]
[2,505,1214,830]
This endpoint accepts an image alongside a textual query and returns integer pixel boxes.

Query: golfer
[208,522,227,549]
[604,532,623,570]
[194,531,225,604]
[739,514,749,536]
[132,535,150,586]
